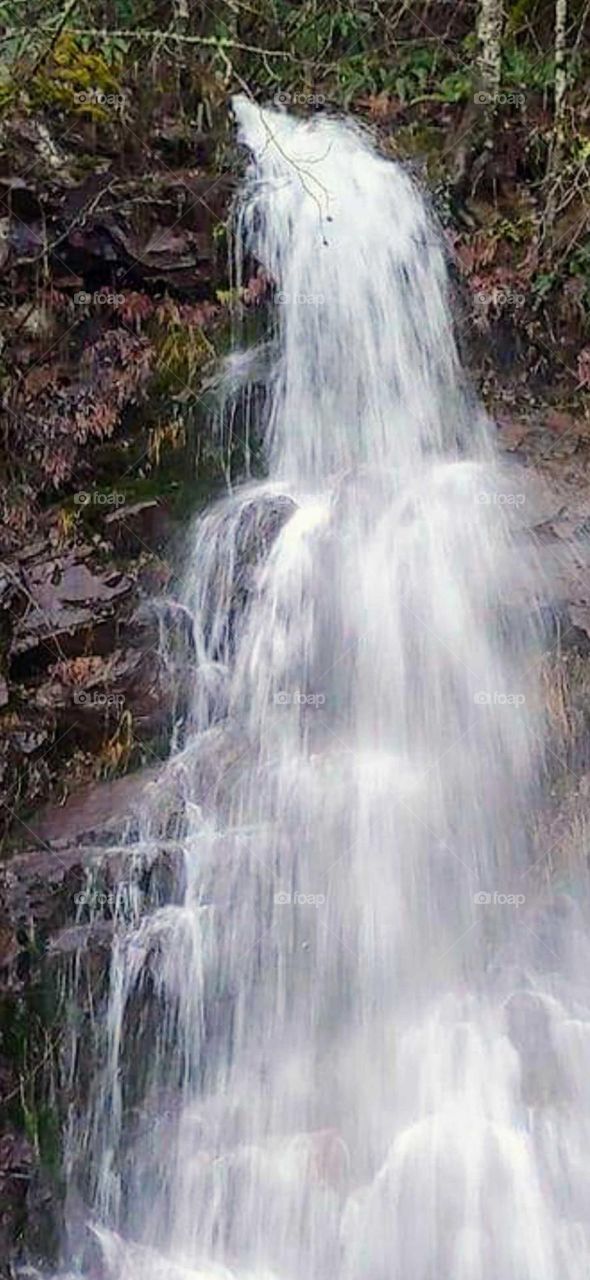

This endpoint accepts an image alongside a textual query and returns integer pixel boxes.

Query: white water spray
[51,100,590,1280]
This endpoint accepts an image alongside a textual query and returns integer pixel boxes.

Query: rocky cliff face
[0,79,237,1272]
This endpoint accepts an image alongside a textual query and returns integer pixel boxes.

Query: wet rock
[9,549,134,677]
[566,602,590,647]
[47,920,115,961]
[109,647,178,737]
[0,570,19,652]
[20,1164,63,1275]
[0,843,88,942]
[152,121,215,168]
[62,171,233,296]
[0,714,54,839]
[0,1131,35,1276]
[0,769,185,1028]
[121,599,195,655]
[25,765,165,849]
[153,721,252,822]
[0,176,43,221]
[504,991,563,1105]
[236,492,297,569]
[103,500,172,554]
[221,491,297,643]
[0,919,22,997]
[31,645,182,748]
[496,415,528,452]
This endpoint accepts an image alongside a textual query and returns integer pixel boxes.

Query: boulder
[0,1131,35,1277]
[104,500,172,553]
[30,646,181,748]
[9,548,134,677]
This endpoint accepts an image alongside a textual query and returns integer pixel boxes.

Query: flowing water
[47,99,590,1279]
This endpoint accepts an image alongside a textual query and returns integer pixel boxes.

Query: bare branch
[0,25,294,59]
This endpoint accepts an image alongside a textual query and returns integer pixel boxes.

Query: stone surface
[104,500,172,553]
[9,548,134,672]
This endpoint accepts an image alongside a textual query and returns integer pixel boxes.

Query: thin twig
[1,26,294,59]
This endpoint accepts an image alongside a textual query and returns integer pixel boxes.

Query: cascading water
[47,99,590,1280]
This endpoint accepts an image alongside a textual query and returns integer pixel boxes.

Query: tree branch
[0,26,294,59]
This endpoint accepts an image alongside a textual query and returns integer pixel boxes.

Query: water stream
[48,99,590,1280]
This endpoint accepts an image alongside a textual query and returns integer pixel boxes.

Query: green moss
[29,34,122,119]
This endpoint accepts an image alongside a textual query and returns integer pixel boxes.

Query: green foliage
[532,270,558,303]
[0,0,587,125]
[502,44,556,90]
[437,70,474,103]
[569,241,590,316]
[493,215,536,245]
[152,322,216,395]
[570,242,590,280]
[390,47,442,104]
[376,47,473,107]
[76,32,133,59]
[279,0,373,61]
[334,52,381,104]
[533,241,590,319]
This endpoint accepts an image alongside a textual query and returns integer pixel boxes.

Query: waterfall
[47,99,590,1280]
